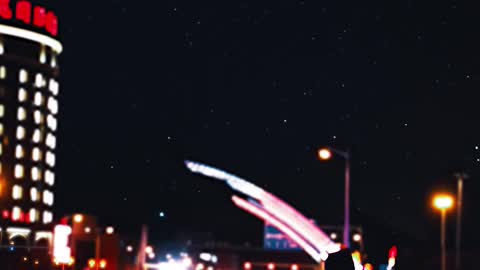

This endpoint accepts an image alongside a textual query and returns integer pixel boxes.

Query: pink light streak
[232,195,325,262]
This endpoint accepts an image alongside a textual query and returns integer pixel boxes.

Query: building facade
[0,0,61,254]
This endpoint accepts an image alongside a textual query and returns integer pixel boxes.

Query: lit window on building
[35,73,46,88]
[19,69,28,83]
[17,107,27,121]
[31,187,39,202]
[18,88,28,102]
[43,190,53,206]
[0,66,6,79]
[15,145,24,159]
[34,92,43,106]
[47,97,58,114]
[0,123,3,135]
[49,79,59,96]
[16,126,26,140]
[29,208,38,222]
[12,185,23,200]
[46,133,56,149]
[14,164,24,178]
[40,46,47,64]
[33,110,44,125]
[43,211,53,224]
[51,54,57,68]
[32,147,42,161]
[46,151,55,167]
[47,115,57,131]
[45,170,55,186]
[0,104,4,117]
[12,207,21,221]
[31,167,41,181]
[33,129,42,143]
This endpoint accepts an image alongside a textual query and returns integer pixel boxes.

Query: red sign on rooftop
[0,0,58,36]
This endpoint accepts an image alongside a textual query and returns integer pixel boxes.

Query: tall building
[0,0,61,252]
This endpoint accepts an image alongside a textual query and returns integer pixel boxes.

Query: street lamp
[433,193,454,270]
[317,147,351,248]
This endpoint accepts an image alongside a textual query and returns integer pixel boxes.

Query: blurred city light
[352,233,362,242]
[330,233,337,240]
[148,252,156,259]
[291,264,299,270]
[99,259,107,269]
[84,227,91,233]
[106,226,114,234]
[267,263,275,270]
[145,246,153,254]
[244,262,252,270]
[73,214,83,223]
[53,225,72,264]
[318,149,332,160]
[433,194,454,210]
[126,245,133,252]
[364,263,373,270]
[196,263,205,270]
[88,259,96,268]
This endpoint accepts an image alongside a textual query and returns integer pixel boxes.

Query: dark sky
[43,0,480,260]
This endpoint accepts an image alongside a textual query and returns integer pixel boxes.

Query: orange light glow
[73,214,83,223]
[318,149,332,160]
[364,263,373,270]
[433,194,454,210]
[99,259,107,269]
[88,259,96,268]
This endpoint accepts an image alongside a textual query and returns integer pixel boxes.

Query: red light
[2,210,9,219]
[16,1,31,24]
[291,264,299,270]
[33,6,46,27]
[244,262,252,270]
[388,246,398,258]
[45,11,58,36]
[267,263,275,270]
[0,0,13,19]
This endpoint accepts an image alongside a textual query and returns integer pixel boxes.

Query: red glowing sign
[0,0,58,36]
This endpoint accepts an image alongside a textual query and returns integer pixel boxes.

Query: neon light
[0,24,62,52]
[0,0,13,19]
[232,195,324,262]
[15,1,30,24]
[33,6,45,27]
[53,225,72,264]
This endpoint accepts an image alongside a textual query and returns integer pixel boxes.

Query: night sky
[45,0,480,261]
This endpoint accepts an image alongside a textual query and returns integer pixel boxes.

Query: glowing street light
[105,226,114,234]
[318,149,332,160]
[126,245,133,252]
[433,193,454,270]
[317,147,351,248]
[73,214,83,223]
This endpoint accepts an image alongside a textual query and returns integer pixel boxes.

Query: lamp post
[318,147,351,248]
[433,194,454,270]
[453,172,467,270]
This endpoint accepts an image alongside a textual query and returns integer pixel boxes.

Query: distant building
[59,214,120,270]
[0,0,61,267]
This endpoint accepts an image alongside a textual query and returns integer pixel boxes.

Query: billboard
[264,222,301,250]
